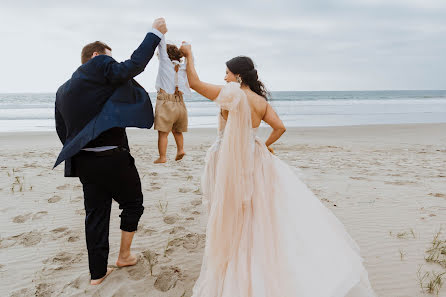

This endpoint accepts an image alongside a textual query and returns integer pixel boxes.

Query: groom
[53,18,167,284]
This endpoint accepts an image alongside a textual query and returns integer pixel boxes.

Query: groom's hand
[152,18,167,35]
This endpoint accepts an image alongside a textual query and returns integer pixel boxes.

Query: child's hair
[166,44,184,62]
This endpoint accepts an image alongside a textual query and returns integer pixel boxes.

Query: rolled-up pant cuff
[119,205,143,232]
[120,222,139,232]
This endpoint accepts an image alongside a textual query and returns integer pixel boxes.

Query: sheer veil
[206,82,254,279]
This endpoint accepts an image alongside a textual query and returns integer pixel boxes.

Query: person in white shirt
[153,36,191,163]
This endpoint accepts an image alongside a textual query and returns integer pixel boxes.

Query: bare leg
[154,131,168,163]
[173,131,185,161]
[116,230,138,267]
[91,268,114,285]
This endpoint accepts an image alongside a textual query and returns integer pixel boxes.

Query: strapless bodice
[218,114,258,138]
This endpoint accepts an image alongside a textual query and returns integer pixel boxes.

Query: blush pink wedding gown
[192,82,377,297]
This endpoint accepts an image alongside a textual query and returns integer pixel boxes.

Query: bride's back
[221,88,268,128]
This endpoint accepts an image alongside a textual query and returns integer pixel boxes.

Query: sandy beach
[1,123,446,297]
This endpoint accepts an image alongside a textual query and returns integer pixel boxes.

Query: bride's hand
[180,42,192,58]
[267,146,275,154]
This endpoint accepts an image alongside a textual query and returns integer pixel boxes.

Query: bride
[179,43,377,297]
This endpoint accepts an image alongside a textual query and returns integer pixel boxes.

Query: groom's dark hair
[81,41,112,64]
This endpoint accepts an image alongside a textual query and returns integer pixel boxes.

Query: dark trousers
[73,150,144,279]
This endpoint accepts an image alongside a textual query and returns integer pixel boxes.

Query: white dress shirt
[151,28,164,39]
[155,37,191,96]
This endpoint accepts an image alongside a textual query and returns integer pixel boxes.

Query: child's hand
[179,42,192,58]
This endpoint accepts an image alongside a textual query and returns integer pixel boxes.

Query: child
[154,36,191,163]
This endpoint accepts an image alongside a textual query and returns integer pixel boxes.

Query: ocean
[0,90,445,132]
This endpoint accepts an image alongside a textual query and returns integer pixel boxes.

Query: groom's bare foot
[154,157,167,164]
[116,253,138,268]
[90,268,114,285]
[175,151,186,161]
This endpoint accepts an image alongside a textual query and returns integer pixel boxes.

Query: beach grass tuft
[417,266,445,296]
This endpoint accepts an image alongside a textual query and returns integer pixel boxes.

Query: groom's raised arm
[103,18,167,84]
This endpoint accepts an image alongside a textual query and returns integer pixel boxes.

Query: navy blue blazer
[54,32,161,177]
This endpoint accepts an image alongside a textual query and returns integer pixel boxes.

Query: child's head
[166,44,184,62]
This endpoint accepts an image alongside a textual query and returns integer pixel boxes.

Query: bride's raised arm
[180,43,223,100]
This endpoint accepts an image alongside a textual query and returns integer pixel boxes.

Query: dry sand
[1,123,445,297]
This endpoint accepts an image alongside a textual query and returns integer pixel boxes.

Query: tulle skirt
[194,137,377,297]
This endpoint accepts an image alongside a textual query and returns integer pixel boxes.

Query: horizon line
[1,89,446,94]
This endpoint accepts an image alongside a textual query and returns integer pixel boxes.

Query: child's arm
[158,36,171,63]
[180,43,223,101]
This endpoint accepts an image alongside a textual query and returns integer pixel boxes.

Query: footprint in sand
[51,227,69,234]
[32,211,48,220]
[163,215,180,225]
[50,227,80,242]
[56,184,70,190]
[126,256,151,280]
[48,195,62,203]
[142,249,161,264]
[70,196,83,203]
[12,213,32,223]
[167,233,206,251]
[8,231,42,247]
[182,233,206,250]
[190,199,202,206]
[138,226,157,236]
[35,282,54,297]
[154,266,182,292]
[68,235,80,242]
[44,251,83,265]
[142,250,162,276]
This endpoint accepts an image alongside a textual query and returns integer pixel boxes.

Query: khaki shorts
[154,91,188,133]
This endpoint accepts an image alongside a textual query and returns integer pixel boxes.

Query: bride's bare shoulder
[245,91,268,114]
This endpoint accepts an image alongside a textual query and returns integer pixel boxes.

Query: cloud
[0,0,445,92]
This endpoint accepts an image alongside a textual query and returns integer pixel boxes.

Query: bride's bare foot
[116,253,138,268]
[90,268,114,285]
[175,151,185,161]
[154,157,167,164]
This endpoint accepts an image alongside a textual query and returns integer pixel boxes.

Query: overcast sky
[1,0,445,92]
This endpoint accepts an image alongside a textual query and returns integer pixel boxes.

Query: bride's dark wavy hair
[226,56,270,100]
